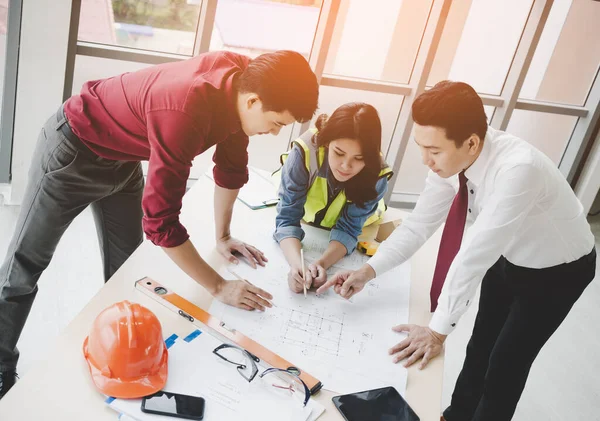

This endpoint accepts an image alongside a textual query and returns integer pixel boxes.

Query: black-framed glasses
[213,343,260,382]
[213,343,311,407]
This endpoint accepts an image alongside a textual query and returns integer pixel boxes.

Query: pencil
[300,248,307,298]
[228,268,277,307]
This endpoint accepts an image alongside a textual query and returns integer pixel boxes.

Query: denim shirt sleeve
[330,176,389,255]
[274,145,310,243]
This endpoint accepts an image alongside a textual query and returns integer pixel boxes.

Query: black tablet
[332,386,420,421]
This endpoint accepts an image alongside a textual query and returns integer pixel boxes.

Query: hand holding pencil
[286,249,327,294]
[286,251,310,295]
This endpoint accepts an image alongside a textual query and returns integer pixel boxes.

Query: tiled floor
[0,202,599,420]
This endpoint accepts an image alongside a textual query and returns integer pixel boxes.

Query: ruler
[135,276,323,395]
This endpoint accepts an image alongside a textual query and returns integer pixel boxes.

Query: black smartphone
[332,386,420,421]
[141,391,205,420]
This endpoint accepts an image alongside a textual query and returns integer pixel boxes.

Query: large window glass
[520,0,600,106]
[0,0,8,107]
[210,0,322,59]
[506,110,578,165]
[427,0,534,94]
[323,0,433,83]
[78,0,202,55]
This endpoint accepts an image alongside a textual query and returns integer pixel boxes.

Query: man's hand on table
[214,278,273,312]
[216,235,268,269]
[389,324,446,369]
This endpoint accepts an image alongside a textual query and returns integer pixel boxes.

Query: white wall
[9,0,71,205]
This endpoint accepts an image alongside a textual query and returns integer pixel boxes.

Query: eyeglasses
[213,343,311,407]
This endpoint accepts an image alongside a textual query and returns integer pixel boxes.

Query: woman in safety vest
[273,103,392,293]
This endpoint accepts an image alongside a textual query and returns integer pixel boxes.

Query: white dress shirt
[368,126,595,335]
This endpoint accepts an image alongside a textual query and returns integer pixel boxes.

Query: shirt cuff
[429,309,459,335]
[143,220,190,248]
[330,229,356,255]
[213,165,249,189]
[367,254,393,278]
[273,225,305,243]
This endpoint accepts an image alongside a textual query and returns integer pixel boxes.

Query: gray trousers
[0,106,144,371]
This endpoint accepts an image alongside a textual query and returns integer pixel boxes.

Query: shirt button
[468,208,472,213]
[470,189,474,194]
[451,323,456,327]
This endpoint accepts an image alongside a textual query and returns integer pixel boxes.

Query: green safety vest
[274,128,393,229]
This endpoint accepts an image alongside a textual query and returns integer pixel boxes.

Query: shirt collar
[224,72,242,134]
[464,126,494,187]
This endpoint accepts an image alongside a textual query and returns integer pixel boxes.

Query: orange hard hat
[83,300,168,398]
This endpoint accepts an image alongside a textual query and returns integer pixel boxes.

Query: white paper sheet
[236,167,280,209]
[211,224,411,395]
[206,166,279,209]
[107,331,324,421]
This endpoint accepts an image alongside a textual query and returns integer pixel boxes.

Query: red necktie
[430,171,468,312]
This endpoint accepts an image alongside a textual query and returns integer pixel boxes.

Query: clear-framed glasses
[259,367,311,407]
[213,344,311,407]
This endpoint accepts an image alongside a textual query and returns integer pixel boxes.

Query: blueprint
[210,224,411,394]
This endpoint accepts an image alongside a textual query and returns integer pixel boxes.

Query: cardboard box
[375,218,402,242]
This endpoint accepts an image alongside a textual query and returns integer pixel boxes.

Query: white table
[0,176,444,420]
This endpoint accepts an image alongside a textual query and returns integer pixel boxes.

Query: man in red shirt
[0,50,319,398]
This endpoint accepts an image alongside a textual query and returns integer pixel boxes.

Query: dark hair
[237,50,319,123]
[412,81,487,147]
[314,103,384,208]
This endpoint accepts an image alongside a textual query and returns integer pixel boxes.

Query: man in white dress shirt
[318,81,596,421]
